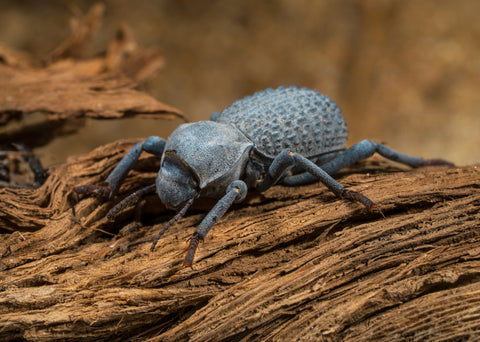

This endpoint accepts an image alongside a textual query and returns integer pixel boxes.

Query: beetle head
[156,151,199,209]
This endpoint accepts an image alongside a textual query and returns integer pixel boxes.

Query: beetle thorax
[157,121,253,206]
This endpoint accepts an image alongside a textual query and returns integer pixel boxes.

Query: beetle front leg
[257,150,374,209]
[73,136,166,201]
[184,180,248,267]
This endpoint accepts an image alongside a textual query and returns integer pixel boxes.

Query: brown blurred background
[1,0,479,166]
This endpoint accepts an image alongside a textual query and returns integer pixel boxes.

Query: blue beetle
[74,86,452,266]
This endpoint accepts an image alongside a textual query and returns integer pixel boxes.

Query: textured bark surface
[0,139,479,341]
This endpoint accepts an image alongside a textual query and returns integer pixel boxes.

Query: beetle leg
[106,183,156,220]
[183,180,247,267]
[282,140,453,186]
[372,142,453,167]
[72,184,114,200]
[257,150,375,209]
[150,198,194,251]
[73,136,166,203]
[71,183,115,217]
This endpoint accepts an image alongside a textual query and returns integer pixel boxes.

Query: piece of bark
[0,2,181,125]
[0,64,183,122]
[104,25,166,84]
[0,139,478,341]
[0,3,184,149]
[49,3,166,84]
[47,3,105,63]
[0,55,184,148]
[0,58,184,148]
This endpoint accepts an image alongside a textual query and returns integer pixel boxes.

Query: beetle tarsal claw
[184,233,202,267]
[341,189,375,210]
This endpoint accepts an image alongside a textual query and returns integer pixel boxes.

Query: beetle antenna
[107,184,156,220]
[151,198,194,251]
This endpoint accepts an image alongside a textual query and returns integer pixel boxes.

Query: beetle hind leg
[282,140,453,186]
[257,149,375,210]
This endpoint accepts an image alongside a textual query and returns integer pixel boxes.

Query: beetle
[73,86,452,266]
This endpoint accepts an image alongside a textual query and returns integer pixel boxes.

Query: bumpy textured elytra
[73,86,453,266]
[213,87,348,158]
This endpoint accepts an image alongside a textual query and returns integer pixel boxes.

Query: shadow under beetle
[73,86,453,266]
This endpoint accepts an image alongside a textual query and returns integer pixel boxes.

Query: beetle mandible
[73,86,453,266]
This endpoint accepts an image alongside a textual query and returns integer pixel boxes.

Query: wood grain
[0,140,478,341]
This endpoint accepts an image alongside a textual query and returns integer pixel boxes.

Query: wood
[0,5,184,149]
[0,140,479,341]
